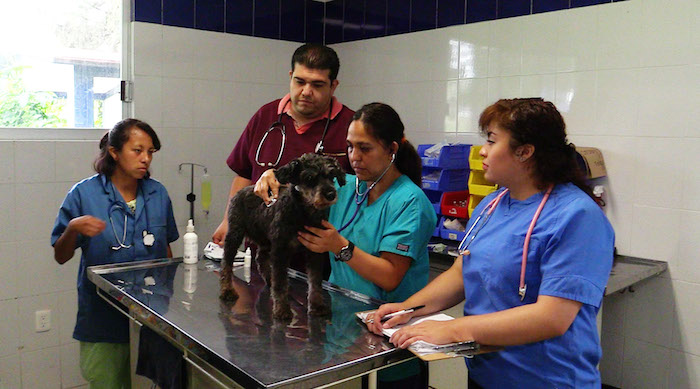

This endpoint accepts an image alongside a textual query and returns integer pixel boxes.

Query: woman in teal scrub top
[256,103,437,389]
[52,119,178,389]
[369,98,615,389]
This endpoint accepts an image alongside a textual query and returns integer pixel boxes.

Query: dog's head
[276,153,346,210]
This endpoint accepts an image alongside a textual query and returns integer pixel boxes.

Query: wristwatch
[335,241,355,262]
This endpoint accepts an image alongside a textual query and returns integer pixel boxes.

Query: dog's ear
[330,159,346,186]
[276,159,300,184]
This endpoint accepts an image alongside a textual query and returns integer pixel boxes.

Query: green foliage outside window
[0,66,67,128]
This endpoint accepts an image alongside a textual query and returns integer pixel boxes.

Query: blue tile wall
[498,0,532,19]
[226,0,253,36]
[133,0,622,44]
[411,0,437,32]
[134,0,161,24]
[343,1,364,42]
[163,0,194,28]
[387,0,410,36]
[533,0,569,13]
[438,0,466,28]
[305,0,325,44]
[196,0,225,32]
[364,0,386,39]
[281,0,305,42]
[325,1,344,44]
[254,0,280,39]
[467,0,498,23]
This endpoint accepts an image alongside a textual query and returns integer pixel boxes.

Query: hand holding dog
[298,220,346,255]
[254,168,282,205]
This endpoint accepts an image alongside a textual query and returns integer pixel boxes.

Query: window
[0,0,122,128]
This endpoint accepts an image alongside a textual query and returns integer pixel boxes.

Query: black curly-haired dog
[220,153,346,321]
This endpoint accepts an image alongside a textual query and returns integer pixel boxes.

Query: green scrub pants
[80,341,131,389]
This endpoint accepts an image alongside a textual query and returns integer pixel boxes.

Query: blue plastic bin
[421,167,469,192]
[440,216,468,242]
[418,144,471,169]
[422,189,443,215]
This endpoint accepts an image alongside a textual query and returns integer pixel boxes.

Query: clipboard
[356,310,502,361]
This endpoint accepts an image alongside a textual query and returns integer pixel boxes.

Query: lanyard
[459,185,553,300]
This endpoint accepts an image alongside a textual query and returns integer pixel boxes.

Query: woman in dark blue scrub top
[369,98,615,389]
[51,119,178,389]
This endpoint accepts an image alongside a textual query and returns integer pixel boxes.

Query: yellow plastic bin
[468,170,498,197]
[467,194,485,217]
[469,145,484,171]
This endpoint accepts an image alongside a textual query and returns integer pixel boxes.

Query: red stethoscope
[459,185,553,301]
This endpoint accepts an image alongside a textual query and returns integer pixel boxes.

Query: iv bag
[201,173,211,213]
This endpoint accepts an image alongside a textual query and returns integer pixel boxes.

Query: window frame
[0,0,131,139]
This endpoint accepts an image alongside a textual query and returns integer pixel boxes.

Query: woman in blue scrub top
[369,98,615,389]
[256,103,437,389]
[52,118,179,389]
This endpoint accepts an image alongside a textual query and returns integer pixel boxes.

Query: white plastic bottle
[183,219,198,264]
[243,247,252,283]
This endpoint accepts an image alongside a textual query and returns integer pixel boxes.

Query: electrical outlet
[35,309,51,332]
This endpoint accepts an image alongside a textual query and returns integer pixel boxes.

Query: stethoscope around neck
[254,102,333,168]
[108,182,154,251]
[458,185,553,301]
[337,153,395,233]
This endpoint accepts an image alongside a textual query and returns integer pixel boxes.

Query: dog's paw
[272,304,293,322]
[219,288,239,301]
[308,302,331,317]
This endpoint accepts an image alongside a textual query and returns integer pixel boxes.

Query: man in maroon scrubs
[213,44,354,274]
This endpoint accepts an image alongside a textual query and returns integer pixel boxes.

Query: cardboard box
[575,147,607,179]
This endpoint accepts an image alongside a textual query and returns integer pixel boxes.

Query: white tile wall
[599,331,624,387]
[520,13,559,76]
[56,290,78,346]
[330,0,700,386]
[0,354,20,389]
[639,0,693,68]
[1,0,698,386]
[622,338,671,389]
[0,243,18,301]
[670,349,700,389]
[0,141,15,183]
[54,141,98,183]
[0,299,20,358]
[132,22,163,77]
[672,280,700,356]
[20,346,61,389]
[621,276,675,347]
[554,71,597,135]
[132,75,163,128]
[59,342,86,388]
[14,141,55,183]
[456,78,488,134]
[0,184,16,243]
[595,1,643,70]
[555,6,597,72]
[488,17,523,77]
[18,294,60,353]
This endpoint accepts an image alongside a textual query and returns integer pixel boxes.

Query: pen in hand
[380,305,425,322]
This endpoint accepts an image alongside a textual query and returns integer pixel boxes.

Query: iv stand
[178,163,208,222]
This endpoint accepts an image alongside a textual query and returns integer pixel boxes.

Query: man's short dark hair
[291,44,340,81]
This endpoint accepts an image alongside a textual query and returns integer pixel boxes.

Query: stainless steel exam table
[87,258,414,389]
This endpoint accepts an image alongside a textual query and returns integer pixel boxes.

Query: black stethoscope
[108,182,154,250]
[254,102,333,168]
[337,154,395,232]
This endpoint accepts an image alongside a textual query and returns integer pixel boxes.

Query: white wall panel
[0,142,15,183]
